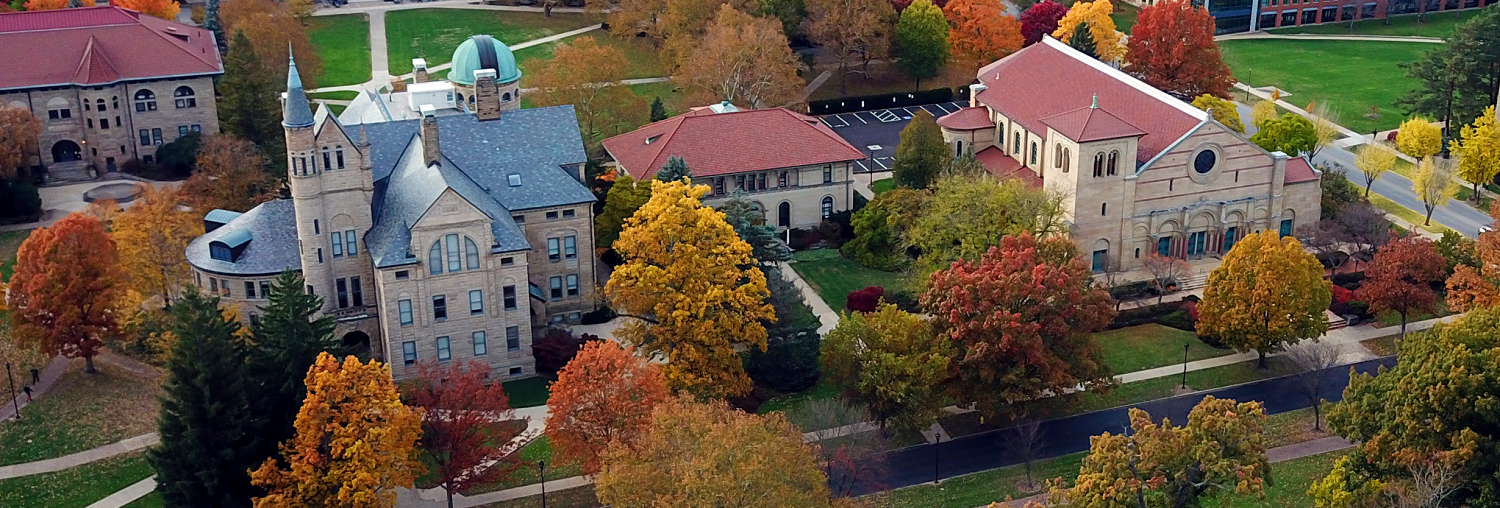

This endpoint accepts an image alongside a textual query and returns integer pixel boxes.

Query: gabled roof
[1285,156,1320,184]
[973,37,1205,163]
[0,6,222,91]
[936,107,995,131]
[601,107,867,179]
[975,146,1042,188]
[1039,105,1148,143]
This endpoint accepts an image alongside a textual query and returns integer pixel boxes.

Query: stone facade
[697,162,857,230]
[2,75,220,176]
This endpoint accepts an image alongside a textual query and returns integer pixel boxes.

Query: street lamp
[1181,343,1191,389]
[933,431,942,484]
[538,460,547,508]
[5,363,19,420]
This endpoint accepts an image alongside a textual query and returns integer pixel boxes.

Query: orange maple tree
[404,361,524,508]
[0,104,41,180]
[179,135,277,212]
[112,0,180,20]
[1359,235,1446,339]
[1447,202,1500,312]
[220,0,324,89]
[1124,0,1235,99]
[8,213,125,374]
[545,341,671,474]
[945,0,1023,66]
[21,0,68,10]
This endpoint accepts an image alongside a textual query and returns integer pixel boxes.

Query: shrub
[882,289,922,313]
[846,286,884,313]
[789,227,822,251]
[1331,286,1355,305]
[0,179,42,223]
[1331,272,1366,288]
[1110,301,1182,329]
[154,132,202,179]
[744,331,821,394]
[532,329,603,374]
[1108,280,1155,301]
[580,306,616,324]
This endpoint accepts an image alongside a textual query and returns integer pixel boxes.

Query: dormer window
[645,135,662,144]
[210,242,233,261]
[508,174,521,187]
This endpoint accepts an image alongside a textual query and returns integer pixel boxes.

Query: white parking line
[820,117,836,128]
[854,160,870,172]
[852,112,869,124]
[931,103,952,114]
[874,157,891,170]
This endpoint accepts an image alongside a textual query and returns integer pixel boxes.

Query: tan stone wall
[696,162,855,230]
[514,203,597,324]
[189,269,279,325]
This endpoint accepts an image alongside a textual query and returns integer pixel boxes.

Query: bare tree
[1337,202,1393,264]
[1296,221,1350,276]
[1398,455,1467,508]
[1003,421,1047,493]
[1284,340,1343,430]
[1141,253,1193,305]
[785,398,892,497]
[1095,257,1130,311]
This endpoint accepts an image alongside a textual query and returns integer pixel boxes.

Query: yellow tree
[1191,94,1244,133]
[112,186,204,306]
[1197,231,1331,369]
[112,0,180,20]
[1397,116,1443,160]
[604,180,775,398]
[250,353,423,508]
[1412,156,1459,226]
[1309,102,1341,157]
[1251,100,1278,129]
[678,5,805,109]
[1448,203,1500,312]
[1353,142,1398,198]
[1451,106,1500,202]
[1051,0,1124,62]
[0,104,41,180]
[524,37,648,149]
[595,398,833,508]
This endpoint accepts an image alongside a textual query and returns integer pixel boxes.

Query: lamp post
[5,363,18,420]
[933,431,942,484]
[539,460,547,508]
[1181,343,1191,389]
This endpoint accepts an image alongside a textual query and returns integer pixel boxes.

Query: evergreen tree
[1068,21,1097,58]
[219,31,287,175]
[1398,7,1500,130]
[721,191,791,265]
[655,155,692,182]
[206,0,227,58]
[650,97,669,122]
[149,288,262,508]
[893,110,946,189]
[248,271,342,464]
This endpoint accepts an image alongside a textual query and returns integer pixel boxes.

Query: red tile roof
[1040,106,1147,143]
[601,106,868,179]
[976,146,1042,188]
[0,6,222,91]
[973,37,1206,163]
[936,106,994,130]
[1284,156,1319,184]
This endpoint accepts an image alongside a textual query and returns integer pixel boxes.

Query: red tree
[545,341,671,474]
[8,213,124,373]
[1124,0,1235,99]
[1358,235,1447,339]
[945,0,1023,65]
[1019,0,1068,46]
[922,233,1117,416]
[404,361,524,508]
[846,286,885,313]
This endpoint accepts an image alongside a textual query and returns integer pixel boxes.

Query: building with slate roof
[339,34,521,126]
[185,54,597,381]
[0,6,223,182]
[937,37,1322,273]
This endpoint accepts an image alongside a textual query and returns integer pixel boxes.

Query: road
[842,356,1397,496]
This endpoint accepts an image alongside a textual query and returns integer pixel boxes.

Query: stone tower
[282,53,380,342]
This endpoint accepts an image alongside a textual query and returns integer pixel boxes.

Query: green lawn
[1267,8,1484,37]
[1095,324,1235,374]
[0,451,155,508]
[1368,192,1455,234]
[871,178,896,194]
[0,228,32,282]
[308,90,361,101]
[1218,39,1432,133]
[628,80,686,118]
[385,9,603,76]
[1202,450,1349,508]
[502,376,552,408]
[789,249,906,311]
[513,32,666,80]
[1112,2,1140,33]
[0,362,162,466]
[460,436,585,495]
[307,14,372,88]
[123,492,163,507]
[865,452,1085,508]
[759,378,839,415]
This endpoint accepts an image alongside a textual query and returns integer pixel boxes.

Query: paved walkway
[85,476,157,508]
[1215,31,1445,43]
[0,356,67,421]
[0,433,160,480]
[777,260,840,335]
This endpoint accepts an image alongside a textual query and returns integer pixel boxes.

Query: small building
[186,54,597,381]
[937,37,1322,272]
[602,103,867,229]
[340,34,522,126]
[0,6,222,181]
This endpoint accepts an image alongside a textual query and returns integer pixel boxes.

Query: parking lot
[819,101,968,172]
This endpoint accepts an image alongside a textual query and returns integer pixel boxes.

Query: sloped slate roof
[601,107,867,179]
[0,6,222,91]
[973,37,1205,163]
[185,200,301,276]
[976,146,1041,188]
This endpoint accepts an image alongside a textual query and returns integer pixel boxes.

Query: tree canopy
[546,340,671,474]
[405,361,522,507]
[1358,235,1446,338]
[679,5,805,108]
[595,175,653,251]
[1412,155,1459,226]
[1352,142,1398,198]
[822,304,950,432]
[1019,0,1067,46]
[524,37,648,150]
[1191,94,1245,133]
[841,187,930,270]
[1126,0,1234,99]
[1249,113,1318,155]
[1397,116,1444,160]
[0,104,40,180]
[112,186,203,306]
[895,0,951,85]
[8,213,125,373]
[1450,106,1500,200]
[1052,0,1123,62]
[1398,7,1500,130]
[907,175,1068,274]
[893,110,947,189]
[1196,231,1330,368]
[806,0,895,92]
[218,32,288,174]
[944,0,1023,66]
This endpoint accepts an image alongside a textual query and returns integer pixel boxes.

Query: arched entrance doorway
[51,140,81,163]
[341,331,371,359]
[777,202,791,228]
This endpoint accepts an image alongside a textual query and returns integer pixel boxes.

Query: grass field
[871,178,897,194]
[1095,324,1235,374]
[307,14,372,88]
[385,9,603,76]
[1112,2,1141,33]
[479,485,600,507]
[628,80,687,118]
[1368,192,1456,234]
[460,436,585,495]
[513,32,666,80]
[1268,8,1484,37]
[759,378,839,415]
[865,451,1085,508]
[0,228,31,282]
[502,376,552,408]
[123,492,163,507]
[0,451,155,508]
[308,90,361,101]
[789,249,906,311]
[1202,450,1349,508]
[0,361,162,466]
[1218,39,1432,133]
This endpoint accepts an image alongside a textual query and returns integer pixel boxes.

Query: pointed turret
[283,52,315,129]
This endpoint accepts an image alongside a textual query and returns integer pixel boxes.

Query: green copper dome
[448,35,521,86]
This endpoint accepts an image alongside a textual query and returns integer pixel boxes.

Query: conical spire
[282,50,315,128]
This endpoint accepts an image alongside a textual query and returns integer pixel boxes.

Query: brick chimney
[420,105,441,166]
[413,58,429,83]
[474,69,500,121]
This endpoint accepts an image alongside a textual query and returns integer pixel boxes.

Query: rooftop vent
[708,101,739,114]
[645,134,662,145]
[508,174,522,187]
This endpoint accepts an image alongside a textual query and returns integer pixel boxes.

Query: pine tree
[149,288,262,508]
[1068,21,1096,58]
[206,0,228,58]
[650,96,669,122]
[655,155,692,182]
[248,271,342,464]
[218,31,287,175]
[721,191,790,264]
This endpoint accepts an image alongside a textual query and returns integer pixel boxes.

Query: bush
[1158,309,1195,332]
[532,329,603,374]
[744,331,821,394]
[1108,280,1155,301]
[600,248,624,267]
[1331,286,1355,306]
[1110,301,1182,329]
[882,289,922,313]
[580,306,616,324]
[1331,272,1366,288]
[154,132,202,179]
[0,179,42,223]
[789,227,822,250]
[846,286,884,313]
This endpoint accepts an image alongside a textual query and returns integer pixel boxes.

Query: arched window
[465,237,480,270]
[1013,132,1021,154]
[502,92,512,102]
[1107,151,1119,176]
[134,89,156,112]
[1053,143,1063,167]
[429,241,444,275]
[111,96,119,109]
[335,146,345,169]
[1093,153,1105,177]
[778,201,791,227]
[1062,148,1070,173]
[1029,142,1038,166]
[322,147,331,171]
[821,196,834,218]
[95,98,105,111]
[173,86,196,108]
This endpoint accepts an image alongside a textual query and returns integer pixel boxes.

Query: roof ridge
[774,107,864,157]
[1037,37,1205,120]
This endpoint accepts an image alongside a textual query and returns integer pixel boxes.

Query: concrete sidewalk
[0,356,67,421]
[0,433,160,480]
[84,476,157,508]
